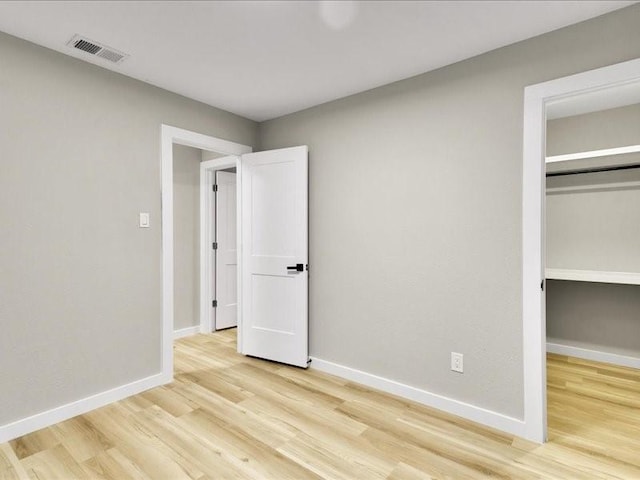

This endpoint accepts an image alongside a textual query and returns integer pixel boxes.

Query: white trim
[161,125,251,382]
[522,83,547,444]
[200,165,214,334]
[174,326,200,340]
[199,156,243,339]
[546,145,640,163]
[310,357,525,438]
[546,268,640,285]
[547,341,640,370]
[522,58,640,444]
[0,372,164,444]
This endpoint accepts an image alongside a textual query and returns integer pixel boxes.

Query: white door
[241,146,308,368]
[215,171,237,330]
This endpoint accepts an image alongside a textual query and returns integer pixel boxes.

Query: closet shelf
[546,144,640,163]
[546,268,640,285]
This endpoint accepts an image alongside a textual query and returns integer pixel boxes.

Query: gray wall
[258,5,640,418]
[546,103,640,356]
[0,32,257,425]
[173,145,203,331]
[546,167,640,272]
[547,104,640,176]
[547,105,640,271]
[547,103,640,156]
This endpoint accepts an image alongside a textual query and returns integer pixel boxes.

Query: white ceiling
[0,1,635,121]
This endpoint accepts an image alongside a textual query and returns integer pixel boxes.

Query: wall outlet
[451,352,464,373]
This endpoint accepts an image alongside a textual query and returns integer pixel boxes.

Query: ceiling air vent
[66,34,128,65]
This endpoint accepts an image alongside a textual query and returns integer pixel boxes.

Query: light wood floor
[2,330,640,479]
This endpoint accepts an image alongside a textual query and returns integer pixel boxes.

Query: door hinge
[212,300,218,308]
[541,280,544,291]
[212,184,218,192]
[212,242,218,250]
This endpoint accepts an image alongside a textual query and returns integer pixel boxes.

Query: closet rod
[546,163,640,177]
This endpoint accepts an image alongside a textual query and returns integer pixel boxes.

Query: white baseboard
[0,372,167,444]
[174,326,200,340]
[309,357,525,438]
[547,342,640,369]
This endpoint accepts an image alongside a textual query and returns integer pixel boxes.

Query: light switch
[139,212,150,228]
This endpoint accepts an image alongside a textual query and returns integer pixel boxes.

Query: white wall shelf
[546,268,640,286]
[546,144,640,163]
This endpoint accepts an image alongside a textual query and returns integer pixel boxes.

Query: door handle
[287,264,304,272]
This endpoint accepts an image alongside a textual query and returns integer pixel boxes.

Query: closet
[545,103,640,368]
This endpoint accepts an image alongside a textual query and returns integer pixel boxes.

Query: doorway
[200,156,241,336]
[160,125,251,383]
[161,126,310,382]
[172,148,239,339]
[522,58,640,443]
[544,95,640,457]
[213,167,238,331]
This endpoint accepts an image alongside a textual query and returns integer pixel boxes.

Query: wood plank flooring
[2,330,640,479]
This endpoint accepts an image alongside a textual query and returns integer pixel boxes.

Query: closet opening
[522,57,640,444]
[543,91,640,449]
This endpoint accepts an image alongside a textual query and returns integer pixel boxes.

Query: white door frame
[522,58,640,443]
[199,158,240,336]
[160,124,251,382]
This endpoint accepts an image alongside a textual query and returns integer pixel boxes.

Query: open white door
[215,171,237,330]
[241,146,308,368]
